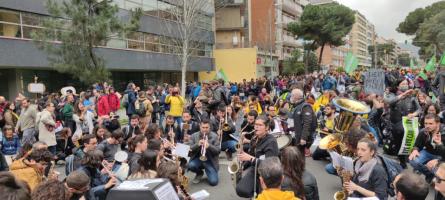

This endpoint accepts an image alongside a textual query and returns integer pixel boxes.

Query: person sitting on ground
[66,134,98,175]
[0,171,31,200]
[0,125,21,166]
[392,170,429,200]
[77,150,117,200]
[281,146,319,200]
[65,170,91,200]
[9,149,53,190]
[31,179,71,200]
[256,156,299,200]
[97,129,123,161]
[127,134,148,175]
[127,150,158,180]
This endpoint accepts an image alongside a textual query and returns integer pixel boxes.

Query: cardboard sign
[364,69,385,96]
[27,83,45,93]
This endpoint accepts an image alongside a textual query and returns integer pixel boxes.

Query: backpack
[377,155,403,197]
[135,100,146,117]
[121,93,129,108]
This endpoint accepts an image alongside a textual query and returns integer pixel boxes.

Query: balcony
[282,34,299,47]
[282,0,303,16]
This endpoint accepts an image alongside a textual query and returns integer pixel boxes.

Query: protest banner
[364,69,385,96]
[398,117,419,155]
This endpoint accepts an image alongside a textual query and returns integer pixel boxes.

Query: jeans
[325,163,338,176]
[409,150,440,180]
[21,128,36,145]
[158,112,165,127]
[48,145,57,155]
[221,140,237,153]
[174,117,182,126]
[187,157,219,186]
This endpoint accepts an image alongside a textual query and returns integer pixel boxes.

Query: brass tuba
[319,98,370,151]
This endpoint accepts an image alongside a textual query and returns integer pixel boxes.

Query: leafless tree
[162,0,214,96]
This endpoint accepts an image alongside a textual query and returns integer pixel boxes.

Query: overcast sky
[335,0,443,43]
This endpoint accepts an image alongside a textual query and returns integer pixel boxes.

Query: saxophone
[334,168,352,200]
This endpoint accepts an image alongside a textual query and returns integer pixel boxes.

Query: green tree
[288,3,355,68]
[32,0,142,85]
[397,53,411,67]
[283,49,305,75]
[303,51,319,73]
[397,1,445,59]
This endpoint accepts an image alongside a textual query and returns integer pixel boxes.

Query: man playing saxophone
[186,119,221,186]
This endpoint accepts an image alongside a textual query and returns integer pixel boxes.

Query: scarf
[354,157,378,183]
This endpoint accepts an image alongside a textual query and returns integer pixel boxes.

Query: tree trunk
[180,40,188,97]
[318,43,325,71]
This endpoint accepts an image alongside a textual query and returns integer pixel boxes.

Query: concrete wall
[199,48,257,82]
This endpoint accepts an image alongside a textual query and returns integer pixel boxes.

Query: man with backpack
[123,83,138,120]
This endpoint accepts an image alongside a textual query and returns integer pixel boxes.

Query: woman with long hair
[127,135,148,174]
[3,102,18,128]
[128,150,158,180]
[92,125,109,144]
[281,146,319,200]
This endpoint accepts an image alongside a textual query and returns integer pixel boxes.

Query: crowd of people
[1,67,445,200]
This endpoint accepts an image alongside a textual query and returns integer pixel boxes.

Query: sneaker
[226,151,233,161]
[192,173,203,184]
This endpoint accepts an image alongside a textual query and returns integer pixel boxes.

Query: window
[22,26,42,39]
[107,38,127,49]
[0,9,21,38]
[142,0,158,16]
[22,13,44,26]
[0,9,20,23]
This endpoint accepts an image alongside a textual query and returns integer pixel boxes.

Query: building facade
[349,11,375,67]
[213,0,307,78]
[0,0,215,99]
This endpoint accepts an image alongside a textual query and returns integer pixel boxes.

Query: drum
[272,133,292,150]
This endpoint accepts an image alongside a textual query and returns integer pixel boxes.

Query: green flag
[425,56,437,72]
[418,71,427,80]
[440,53,445,66]
[410,58,415,69]
[215,68,229,82]
[344,52,358,75]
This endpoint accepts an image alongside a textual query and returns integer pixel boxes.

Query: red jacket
[97,95,110,117]
[107,93,120,112]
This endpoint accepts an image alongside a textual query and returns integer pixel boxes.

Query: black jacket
[210,117,236,142]
[0,152,8,171]
[244,134,279,169]
[282,171,319,200]
[414,126,445,155]
[351,163,388,200]
[292,101,315,142]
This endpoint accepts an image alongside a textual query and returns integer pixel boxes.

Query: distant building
[211,0,308,79]
[311,0,376,68]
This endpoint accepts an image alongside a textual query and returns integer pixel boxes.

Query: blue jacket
[125,89,137,115]
[0,133,21,155]
[193,85,201,98]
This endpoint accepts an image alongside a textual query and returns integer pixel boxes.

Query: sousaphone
[319,98,371,150]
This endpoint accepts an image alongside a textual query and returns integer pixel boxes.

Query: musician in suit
[186,119,220,186]
[178,110,199,143]
[236,115,279,198]
[211,106,236,161]
[240,110,257,152]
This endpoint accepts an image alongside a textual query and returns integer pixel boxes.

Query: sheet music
[172,143,190,159]
[343,156,354,173]
[154,182,180,200]
[116,179,163,190]
[329,151,342,168]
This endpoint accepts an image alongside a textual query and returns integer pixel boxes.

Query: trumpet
[200,134,208,161]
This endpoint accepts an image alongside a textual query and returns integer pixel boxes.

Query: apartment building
[212,0,306,79]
